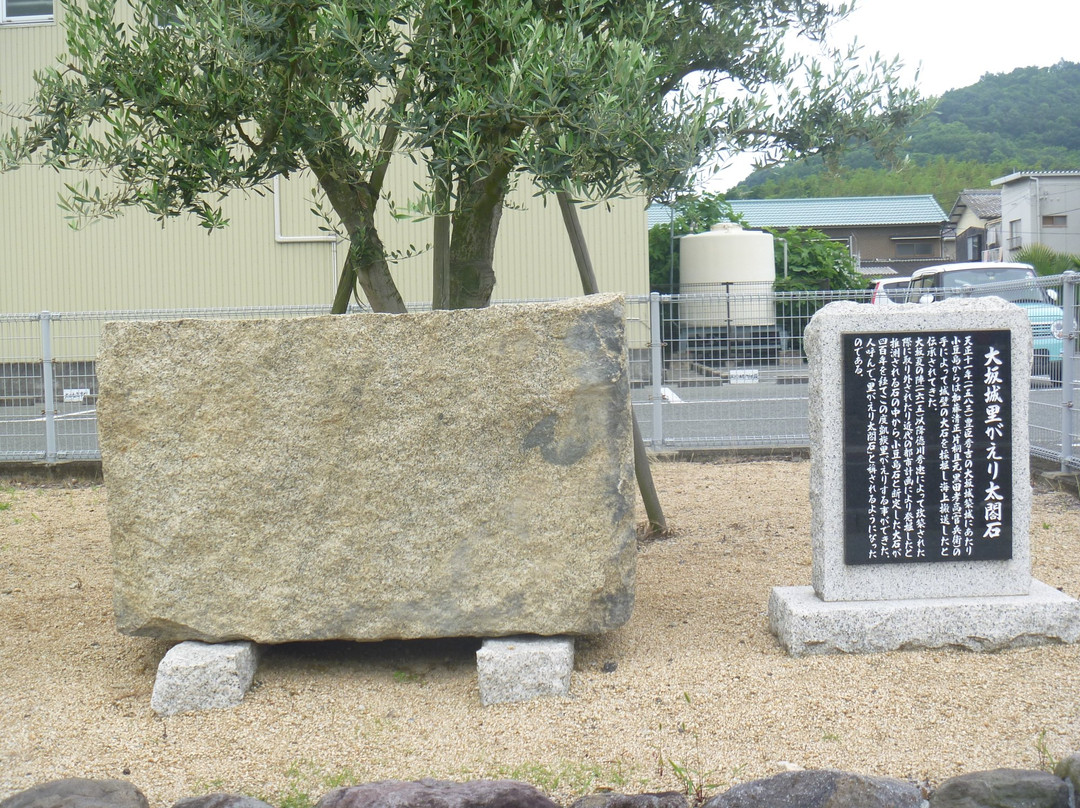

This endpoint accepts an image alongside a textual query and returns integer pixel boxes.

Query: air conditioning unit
[982,248,1003,262]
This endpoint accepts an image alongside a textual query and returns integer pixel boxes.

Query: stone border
[9,759,1080,808]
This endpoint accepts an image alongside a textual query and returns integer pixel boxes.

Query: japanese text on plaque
[842,331,1013,565]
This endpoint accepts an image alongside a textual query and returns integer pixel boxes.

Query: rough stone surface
[150,641,259,715]
[96,296,636,643]
[569,792,688,808]
[0,779,149,808]
[1053,753,1080,796]
[804,298,1033,602]
[315,779,560,808]
[929,768,1069,808]
[476,635,575,705]
[702,769,923,808]
[172,797,275,808]
[769,580,1080,655]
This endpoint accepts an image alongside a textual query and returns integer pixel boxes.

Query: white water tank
[679,222,776,327]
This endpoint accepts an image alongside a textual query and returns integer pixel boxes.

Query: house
[648,195,950,279]
[0,7,649,315]
[948,189,1000,262]
[727,196,949,277]
[991,171,1080,259]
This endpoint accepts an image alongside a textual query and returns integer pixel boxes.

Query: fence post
[40,311,57,465]
[1060,272,1077,471]
[650,292,664,448]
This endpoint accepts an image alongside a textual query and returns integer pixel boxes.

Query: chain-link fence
[3,274,1079,469]
[633,273,1080,468]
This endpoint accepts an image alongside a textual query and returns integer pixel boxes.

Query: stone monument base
[769,580,1080,657]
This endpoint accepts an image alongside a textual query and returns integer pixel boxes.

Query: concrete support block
[476,636,574,705]
[150,641,259,716]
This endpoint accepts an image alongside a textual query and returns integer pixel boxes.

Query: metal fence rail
[3,275,1078,469]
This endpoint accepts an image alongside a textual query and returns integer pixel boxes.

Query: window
[1043,215,1068,227]
[895,241,935,257]
[964,234,983,262]
[911,273,939,294]
[1,0,53,23]
[1008,219,1022,249]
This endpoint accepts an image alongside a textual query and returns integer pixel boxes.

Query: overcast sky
[708,0,1078,191]
[830,0,1076,96]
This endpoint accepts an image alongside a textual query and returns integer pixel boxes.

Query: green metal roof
[647,195,948,230]
[728,195,947,228]
[647,203,676,229]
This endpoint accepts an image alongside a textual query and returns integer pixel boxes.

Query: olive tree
[2,0,927,314]
[407,0,928,307]
[2,0,926,533]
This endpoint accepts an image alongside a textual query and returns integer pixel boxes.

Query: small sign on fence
[728,369,759,384]
[63,388,91,403]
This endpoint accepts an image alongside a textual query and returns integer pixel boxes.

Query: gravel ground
[3,458,1080,807]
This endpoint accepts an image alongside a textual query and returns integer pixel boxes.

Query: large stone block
[97,295,636,643]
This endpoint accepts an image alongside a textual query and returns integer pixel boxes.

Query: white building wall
[995,172,1080,259]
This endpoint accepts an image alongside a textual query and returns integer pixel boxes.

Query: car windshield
[939,268,1049,304]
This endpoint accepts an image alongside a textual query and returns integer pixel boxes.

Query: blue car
[907,262,1065,381]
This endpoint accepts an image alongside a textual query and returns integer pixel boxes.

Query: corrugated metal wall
[0,22,64,102]
[2,17,648,314]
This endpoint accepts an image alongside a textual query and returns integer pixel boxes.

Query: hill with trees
[728,60,1080,207]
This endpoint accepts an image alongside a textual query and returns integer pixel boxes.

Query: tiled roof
[647,203,675,229]
[728,195,947,228]
[954,189,1000,222]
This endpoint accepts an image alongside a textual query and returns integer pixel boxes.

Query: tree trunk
[329,214,407,315]
[447,170,508,309]
[307,144,407,315]
[432,169,451,310]
[353,223,407,314]
[557,191,668,535]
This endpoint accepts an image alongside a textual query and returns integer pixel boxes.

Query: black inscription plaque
[843,331,1013,565]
